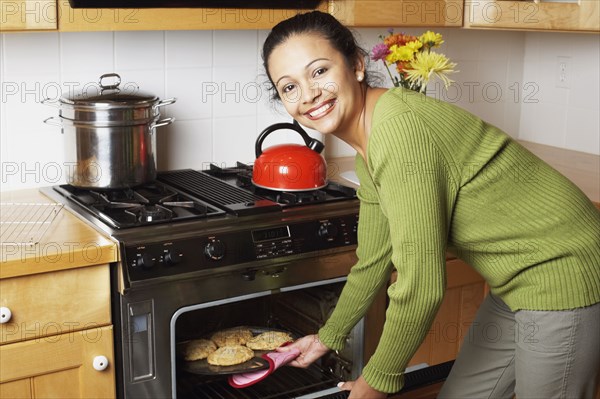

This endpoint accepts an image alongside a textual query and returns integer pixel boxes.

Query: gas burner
[126,204,173,223]
[52,183,225,229]
[198,164,357,207]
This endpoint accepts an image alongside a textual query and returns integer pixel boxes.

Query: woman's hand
[338,375,388,399]
[275,334,330,368]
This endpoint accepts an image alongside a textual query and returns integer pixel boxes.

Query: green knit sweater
[318,87,600,393]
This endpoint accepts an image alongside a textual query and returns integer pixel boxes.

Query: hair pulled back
[262,11,370,100]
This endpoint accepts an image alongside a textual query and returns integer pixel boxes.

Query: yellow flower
[386,44,415,64]
[405,40,423,53]
[405,52,457,92]
[420,31,444,48]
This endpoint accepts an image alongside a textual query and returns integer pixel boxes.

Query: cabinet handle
[0,307,11,324]
[93,355,109,371]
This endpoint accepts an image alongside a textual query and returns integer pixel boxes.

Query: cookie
[207,345,254,366]
[178,338,217,361]
[246,331,293,350]
[211,327,253,347]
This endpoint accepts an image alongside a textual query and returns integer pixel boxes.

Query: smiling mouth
[305,100,336,119]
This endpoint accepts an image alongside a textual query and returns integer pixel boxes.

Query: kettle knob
[255,120,324,158]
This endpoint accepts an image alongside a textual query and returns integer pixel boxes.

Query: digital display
[252,226,290,242]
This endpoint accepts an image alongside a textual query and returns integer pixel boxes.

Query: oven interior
[174,281,362,399]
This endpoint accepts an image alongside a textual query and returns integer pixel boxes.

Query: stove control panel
[123,212,359,282]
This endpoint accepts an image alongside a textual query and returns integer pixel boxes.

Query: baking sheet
[179,326,295,376]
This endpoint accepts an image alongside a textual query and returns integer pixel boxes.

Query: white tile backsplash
[212,65,261,118]
[212,116,257,165]
[213,30,258,67]
[3,32,60,76]
[165,67,213,120]
[156,119,212,171]
[1,27,599,191]
[166,30,213,69]
[60,32,114,74]
[114,31,165,70]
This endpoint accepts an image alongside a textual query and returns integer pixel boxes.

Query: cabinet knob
[0,307,11,324]
[93,355,109,371]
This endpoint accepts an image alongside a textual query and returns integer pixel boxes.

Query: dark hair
[262,11,373,101]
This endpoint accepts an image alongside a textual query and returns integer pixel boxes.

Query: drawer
[0,325,116,398]
[0,265,111,345]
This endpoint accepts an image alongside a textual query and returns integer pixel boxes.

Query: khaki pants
[438,294,600,399]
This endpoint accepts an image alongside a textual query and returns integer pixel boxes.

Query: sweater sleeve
[362,111,456,393]
[318,155,395,349]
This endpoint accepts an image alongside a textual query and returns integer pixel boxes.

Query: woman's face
[267,33,363,135]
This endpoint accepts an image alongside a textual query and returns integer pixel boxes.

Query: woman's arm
[359,111,455,393]
[318,157,396,349]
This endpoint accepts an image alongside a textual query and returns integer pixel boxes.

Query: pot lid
[60,73,158,107]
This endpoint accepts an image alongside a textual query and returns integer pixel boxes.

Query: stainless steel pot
[43,73,176,189]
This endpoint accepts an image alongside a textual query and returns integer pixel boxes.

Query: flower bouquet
[371,30,457,93]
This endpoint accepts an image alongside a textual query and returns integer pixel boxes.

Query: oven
[116,257,363,398]
[42,164,368,399]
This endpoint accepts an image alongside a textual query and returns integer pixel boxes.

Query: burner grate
[158,169,281,216]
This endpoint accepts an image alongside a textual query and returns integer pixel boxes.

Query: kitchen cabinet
[0,189,118,399]
[0,0,57,31]
[464,0,599,32]
[56,0,328,31]
[0,326,115,398]
[329,0,464,27]
[0,265,116,398]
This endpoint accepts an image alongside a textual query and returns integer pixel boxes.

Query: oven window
[174,282,361,399]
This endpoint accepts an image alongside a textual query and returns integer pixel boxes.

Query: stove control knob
[164,251,182,266]
[137,253,156,269]
[318,222,338,242]
[205,239,225,260]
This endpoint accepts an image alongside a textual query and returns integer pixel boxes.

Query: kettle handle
[255,120,324,158]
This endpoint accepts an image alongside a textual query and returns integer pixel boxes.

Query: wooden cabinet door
[0,1,57,31]
[56,0,328,31]
[0,265,111,345]
[464,0,599,32]
[0,326,115,398]
[330,0,464,27]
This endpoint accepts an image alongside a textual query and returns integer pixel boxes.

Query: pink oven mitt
[228,348,301,388]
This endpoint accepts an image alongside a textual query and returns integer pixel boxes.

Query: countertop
[328,140,600,206]
[0,189,118,279]
[0,140,597,279]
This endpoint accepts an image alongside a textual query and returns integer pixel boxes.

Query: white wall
[1,27,598,191]
[519,32,600,154]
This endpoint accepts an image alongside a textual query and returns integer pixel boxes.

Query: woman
[262,11,600,399]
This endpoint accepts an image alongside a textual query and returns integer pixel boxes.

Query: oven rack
[178,362,341,399]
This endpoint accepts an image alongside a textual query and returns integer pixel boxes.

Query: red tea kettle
[253,120,327,191]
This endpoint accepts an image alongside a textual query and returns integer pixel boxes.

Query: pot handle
[99,73,121,90]
[151,117,175,129]
[41,98,60,108]
[154,98,177,109]
[255,120,324,158]
[43,117,63,127]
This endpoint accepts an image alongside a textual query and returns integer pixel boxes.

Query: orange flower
[384,33,417,48]
[395,61,411,77]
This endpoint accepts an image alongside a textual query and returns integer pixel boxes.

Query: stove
[51,182,225,229]
[40,163,363,399]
